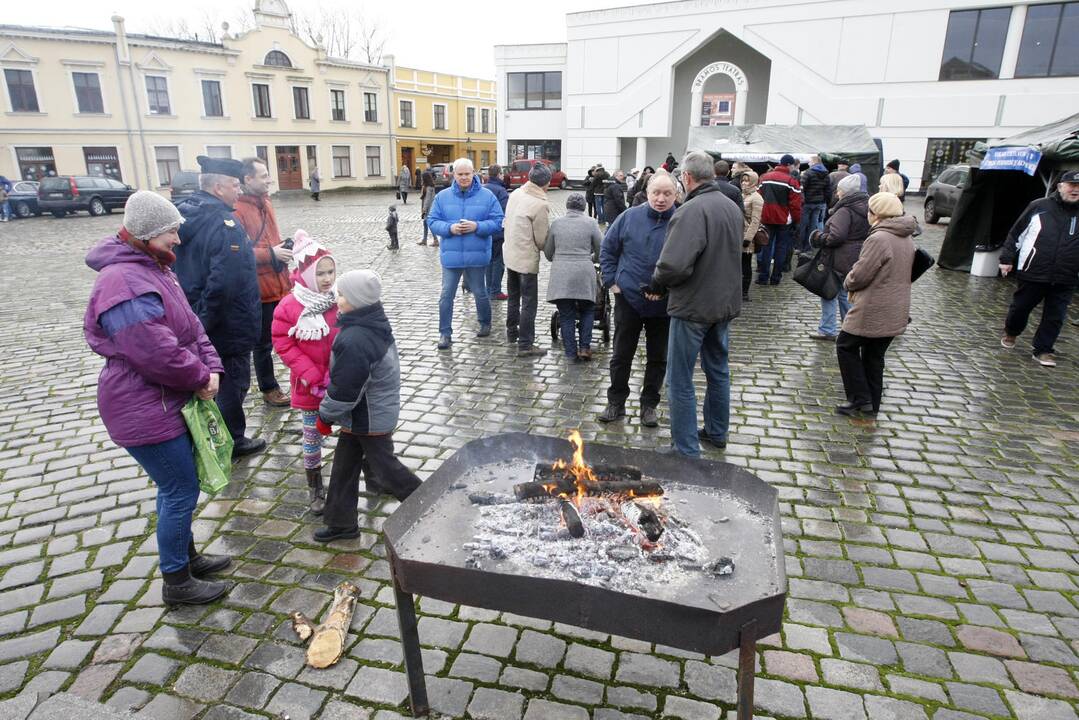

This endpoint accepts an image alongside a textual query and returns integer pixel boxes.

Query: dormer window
[264,50,292,68]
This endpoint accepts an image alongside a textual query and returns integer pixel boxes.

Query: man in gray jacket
[648,150,743,457]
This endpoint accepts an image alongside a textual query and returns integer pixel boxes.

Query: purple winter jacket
[84,236,223,448]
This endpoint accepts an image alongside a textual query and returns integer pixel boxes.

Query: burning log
[514,479,663,502]
[291,581,360,668]
[559,499,585,538]
[621,501,664,542]
[532,463,643,486]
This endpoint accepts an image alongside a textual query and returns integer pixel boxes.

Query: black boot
[306,467,325,516]
[187,539,231,577]
[162,565,228,607]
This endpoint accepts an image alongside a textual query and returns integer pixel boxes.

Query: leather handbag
[793,247,841,300]
[753,225,769,249]
[911,246,935,282]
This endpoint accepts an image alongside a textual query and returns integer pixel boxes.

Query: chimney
[112,15,129,63]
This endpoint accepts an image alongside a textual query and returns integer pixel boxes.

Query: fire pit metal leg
[736,619,758,720]
[391,571,429,717]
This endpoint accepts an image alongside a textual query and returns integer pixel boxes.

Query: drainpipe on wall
[114,15,152,189]
[386,53,397,182]
[111,15,141,189]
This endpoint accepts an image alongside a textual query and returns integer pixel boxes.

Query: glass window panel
[332,89,346,121]
[365,146,381,176]
[73,72,103,113]
[293,86,310,119]
[154,146,180,185]
[971,7,1011,78]
[507,73,525,109]
[145,76,170,114]
[332,145,351,177]
[264,50,292,67]
[5,69,39,112]
[201,80,223,116]
[253,84,271,118]
[1016,3,1061,77]
[939,10,978,80]
[525,73,543,108]
[1051,3,1079,76]
[364,92,377,122]
[544,72,561,108]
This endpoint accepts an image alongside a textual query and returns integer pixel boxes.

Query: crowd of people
[80,144,1078,605]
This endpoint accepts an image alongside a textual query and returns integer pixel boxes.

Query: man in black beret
[174,156,265,457]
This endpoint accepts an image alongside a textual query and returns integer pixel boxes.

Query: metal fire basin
[383,432,787,718]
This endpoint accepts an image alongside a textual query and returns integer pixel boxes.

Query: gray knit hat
[123,191,184,241]
[337,269,382,309]
[837,174,861,196]
[528,162,553,187]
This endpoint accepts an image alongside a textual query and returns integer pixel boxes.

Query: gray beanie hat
[123,190,184,241]
[337,269,382,310]
[528,162,553,187]
[566,193,586,212]
[837,174,862,196]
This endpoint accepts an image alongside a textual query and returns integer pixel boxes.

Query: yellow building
[0,0,393,193]
[388,59,497,183]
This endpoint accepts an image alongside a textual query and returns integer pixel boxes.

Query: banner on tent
[981,146,1042,176]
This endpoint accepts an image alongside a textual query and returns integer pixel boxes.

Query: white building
[495,0,1079,190]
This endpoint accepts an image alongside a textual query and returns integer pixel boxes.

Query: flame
[549,430,599,507]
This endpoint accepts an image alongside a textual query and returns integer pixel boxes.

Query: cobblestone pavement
[1,189,1078,720]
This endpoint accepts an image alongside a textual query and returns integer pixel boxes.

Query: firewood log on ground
[290,581,360,668]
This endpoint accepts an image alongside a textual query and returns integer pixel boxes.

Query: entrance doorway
[276,145,302,190]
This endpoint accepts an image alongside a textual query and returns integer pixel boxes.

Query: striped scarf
[288,284,336,341]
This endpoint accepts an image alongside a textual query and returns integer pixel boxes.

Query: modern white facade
[495,0,1079,190]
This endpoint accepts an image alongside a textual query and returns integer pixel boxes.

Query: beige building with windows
[0,0,393,194]
[387,59,497,182]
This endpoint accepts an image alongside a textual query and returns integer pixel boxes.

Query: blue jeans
[555,299,595,357]
[486,243,505,296]
[1,201,11,220]
[757,225,792,283]
[126,433,200,574]
[819,286,850,336]
[440,265,490,337]
[666,318,730,458]
[595,195,606,221]
[799,203,827,251]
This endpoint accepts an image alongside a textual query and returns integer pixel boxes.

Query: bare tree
[144,6,253,43]
[291,4,389,64]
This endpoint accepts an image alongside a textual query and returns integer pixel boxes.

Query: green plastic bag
[181,397,234,495]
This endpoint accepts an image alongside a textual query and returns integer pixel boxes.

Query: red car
[506,159,567,190]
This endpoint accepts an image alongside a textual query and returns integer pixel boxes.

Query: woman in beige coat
[835,192,917,417]
[740,170,763,301]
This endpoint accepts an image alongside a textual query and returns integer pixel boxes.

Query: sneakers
[476,324,491,338]
[597,404,625,423]
[262,388,290,407]
[494,292,509,300]
[437,335,452,350]
[640,407,659,428]
[1033,352,1057,367]
[232,437,266,459]
[313,525,362,543]
[517,346,547,358]
[1001,335,1017,349]
[808,332,837,341]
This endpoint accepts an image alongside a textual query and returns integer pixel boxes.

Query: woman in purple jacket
[84,191,231,607]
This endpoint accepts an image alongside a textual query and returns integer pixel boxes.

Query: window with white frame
[466,107,476,133]
[201,80,223,117]
[433,103,447,130]
[154,146,180,185]
[481,150,490,168]
[264,50,292,67]
[252,83,272,118]
[331,89,346,121]
[5,69,39,112]
[73,72,103,113]
[206,145,231,159]
[332,145,352,177]
[145,75,170,115]
[365,146,382,176]
[481,108,490,134]
[293,86,310,119]
[399,99,413,127]
[363,92,378,122]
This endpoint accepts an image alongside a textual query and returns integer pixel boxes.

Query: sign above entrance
[692,61,748,92]
[981,146,1042,176]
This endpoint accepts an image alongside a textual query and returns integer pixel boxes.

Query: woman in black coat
[808,174,870,340]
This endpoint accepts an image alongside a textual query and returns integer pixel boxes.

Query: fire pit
[383,432,786,719]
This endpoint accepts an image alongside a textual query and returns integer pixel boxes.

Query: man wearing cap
[503,162,553,357]
[175,156,264,457]
[233,157,292,409]
[757,154,803,285]
[828,159,850,208]
[999,170,1079,367]
[879,160,906,198]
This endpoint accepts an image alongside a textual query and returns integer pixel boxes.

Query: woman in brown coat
[835,192,917,416]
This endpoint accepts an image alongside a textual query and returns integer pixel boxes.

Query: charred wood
[514,479,663,502]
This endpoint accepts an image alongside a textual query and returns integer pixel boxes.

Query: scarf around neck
[119,227,175,268]
[289,283,336,341]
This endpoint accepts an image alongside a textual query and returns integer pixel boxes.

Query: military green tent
[687,124,882,190]
[938,112,1079,272]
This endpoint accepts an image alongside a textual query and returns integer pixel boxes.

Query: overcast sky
[4,0,656,78]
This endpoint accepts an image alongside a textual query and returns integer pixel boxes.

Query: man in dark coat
[603,170,628,225]
[484,165,511,300]
[648,150,743,457]
[828,159,850,207]
[999,170,1079,367]
[799,156,831,252]
[175,156,264,456]
[713,160,745,213]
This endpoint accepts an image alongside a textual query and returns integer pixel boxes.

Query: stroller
[550,263,612,346]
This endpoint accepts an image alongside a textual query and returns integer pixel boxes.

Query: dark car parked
[8,181,41,218]
[428,164,454,190]
[169,171,200,204]
[37,176,135,217]
[924,164,969,224]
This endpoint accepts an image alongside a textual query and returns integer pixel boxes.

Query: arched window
[264,50,292,67]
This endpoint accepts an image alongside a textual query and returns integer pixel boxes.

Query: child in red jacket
[271,229,338,515]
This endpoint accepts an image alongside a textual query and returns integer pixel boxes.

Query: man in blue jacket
[427,158,505,350]
[597,172,677,427]
[483,165,511,300]
[175,156,264,457]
